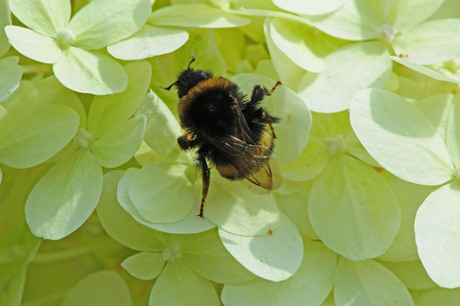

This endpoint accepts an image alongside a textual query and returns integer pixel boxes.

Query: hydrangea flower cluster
[2,0,460,305]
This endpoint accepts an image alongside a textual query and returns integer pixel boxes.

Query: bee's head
[174,69,212,98]
[162,56,212,98]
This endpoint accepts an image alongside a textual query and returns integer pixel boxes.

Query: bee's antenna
[187,52,196,70]
[160,82,176,91]
[161,50,196,90]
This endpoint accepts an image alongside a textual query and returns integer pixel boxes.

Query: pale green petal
[274,184,319,240]
[381,260,436,290]
[350,88,454,185]
[92,116,146,168]
[298,41,392,113]
[143,208,216,234]
[69,0,152,50]
[137,90,182,160]
[182,229,256,284]
[334,258,414,306]
[232,8,312,45]
[429,60,460,84]
[393,19,460,65]
[383,71,400,92]
[149,261,220,306]
[218,213,303,282]
[0,56,22,102]
[264,19,305,89]
[429,0,460,19]
[53,47,128,94]
[384,0,445,30]
[149,4,250,28]
[231,0,279,10]
[122,252,165,280]
[0,0,11,56]
[62,271,132,306]
[392,62,459,100]
[9,0,70,36]
[379,171,435,262]
[283,111,361,181]
[311,110,353,138]
[269,19,324,73]
[310,0,382,40]
[108,24,189,60]
[417,287,460,306]
[205,175,280,236]
[128,162,196,223]
[309,155,401,260]
[222,241,337,306]
[232,74,311,165]
[346,138,381,168]
[88,61,151,138]
[273,0,346,15]
[146,30,227,95]
[5,25,61,64]
[394,75,429,100]
[276,178,312,195]
[322,296,335,305]
[25,150,103,240]
[117,168,214,234]
[97,171,167,252]
[0,102,79,168]
[281,135,329,181]
[415,182,460,288]
[416,94,455,143]
[0,80,38,123]
[446,96,460,169]
[36,75,86,128]
[391,56,460,83]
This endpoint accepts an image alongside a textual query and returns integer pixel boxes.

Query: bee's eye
[197,70,208,79]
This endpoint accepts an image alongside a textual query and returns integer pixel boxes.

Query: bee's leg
[269,81,282,94]
[266,119,277,139]
[261,114,277,139]
[197,155,210,218]
[249,85,270,106]
[177,133,194,150]
[249,82,281,139]
[259,107,279,139]
[249,81,282,105]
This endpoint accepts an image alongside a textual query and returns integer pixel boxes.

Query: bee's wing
[204,135,275,190]
[225,139,275,190]
[204,97,276,190]
[243,158,273,190]
[226,104,276,191]
[241,158,282,193]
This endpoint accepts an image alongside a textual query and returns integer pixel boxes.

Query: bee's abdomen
[216,164,246,180]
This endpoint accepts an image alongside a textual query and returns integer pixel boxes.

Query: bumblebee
[163,57,280,218]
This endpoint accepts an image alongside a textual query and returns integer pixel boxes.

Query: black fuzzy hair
[174,69,212,98]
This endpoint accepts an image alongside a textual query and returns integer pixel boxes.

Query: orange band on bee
[216,164,244,179]
[259,130,273,149]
